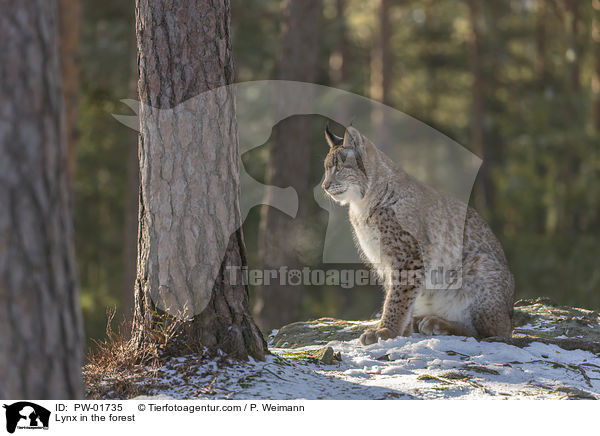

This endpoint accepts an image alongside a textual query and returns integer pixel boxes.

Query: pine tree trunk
[253,0,322,332]
[330,0,349,85]
[369,0,394,148]
[122,27,139,323]
[370,0,392,106]
[535,0,548,85]
[132,0,265,360]
[467,0,494,219]
[562,0,581,234]
[58,0,81,187]
[0,0,84,399]
[591,0,600,131]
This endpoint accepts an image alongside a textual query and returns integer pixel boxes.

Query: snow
[134,333,600,400]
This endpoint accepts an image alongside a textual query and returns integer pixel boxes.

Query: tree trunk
[562,0,581,234]
[253,0,322,332]
[122,25,139,323]
[369,0,394,148]
[330,0,350,85]
[58,0,81,187]
[122,127,138,323]
[133,0,265,360]
[566,0,581,95]
[0,0,84,399]
[592,0,600,131]
[535,0,548,85]
[467,0,493,219]
[370,0,393,106]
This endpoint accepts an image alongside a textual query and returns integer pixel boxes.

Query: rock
[507,297,600,354]
[553,386,597,400]
[272,346,341,365]
[271,299,600,354]
[514,297,559,307]
[271,318,368,348]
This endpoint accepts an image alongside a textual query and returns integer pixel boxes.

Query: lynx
[322,126,514,345]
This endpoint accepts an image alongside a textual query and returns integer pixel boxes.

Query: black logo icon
[2,402,50,434]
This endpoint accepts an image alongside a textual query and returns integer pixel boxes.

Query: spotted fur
[323,127,514,345]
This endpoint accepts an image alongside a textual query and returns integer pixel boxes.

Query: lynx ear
[343,126,362,149]
[325,125,344,148]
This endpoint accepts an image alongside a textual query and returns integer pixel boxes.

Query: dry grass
[84,308,164,399]
[83,306,227,399]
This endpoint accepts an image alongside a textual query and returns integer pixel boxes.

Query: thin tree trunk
[566,0,581,94]
[122,130,138,323]
[467,0,493,218]
[330,0,350,85]
[592,0,600,130]
[133,0,265,360]
[0,0,84,399]
[535,0,548,85]
[58,0,81,187]
[562,0,581,234]
[254,0,322,332]
[370,0,393,106]
[380,0,393,107]
[122,22,139,323]
[369,0,394,149]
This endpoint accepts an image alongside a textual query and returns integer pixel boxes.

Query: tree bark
[133,0,265,360]
[253,0,322,332]
[0,0,84,399]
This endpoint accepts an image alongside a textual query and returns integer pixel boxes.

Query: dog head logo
[3,402,50,434]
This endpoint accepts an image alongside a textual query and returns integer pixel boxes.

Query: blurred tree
[535,0,548,84]
[58,0,81,186]
[467,0,493,219]
[122,25,139,323]
[0,0,84,398]
[591,0,600,130]
[369,0,395,149]
[370,0,393,107]
[73,0,600,351]
[254,0,323,332]
[563,0,582,235]
[330,0,350,85]
[133,0,265,360]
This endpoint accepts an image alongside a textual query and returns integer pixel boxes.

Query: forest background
[71,0,600,345]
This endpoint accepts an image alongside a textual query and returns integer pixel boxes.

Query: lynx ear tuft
[325,124,344,148]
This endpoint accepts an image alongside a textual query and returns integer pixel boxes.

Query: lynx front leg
[360,278,420,345]
[357,206,424,345]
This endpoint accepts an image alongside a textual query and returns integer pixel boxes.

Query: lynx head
[322,125,369,205]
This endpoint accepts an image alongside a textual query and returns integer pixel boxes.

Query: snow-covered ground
[133,332,600,400]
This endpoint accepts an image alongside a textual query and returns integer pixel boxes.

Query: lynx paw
[359,327,396,345]
[417,316,452,336]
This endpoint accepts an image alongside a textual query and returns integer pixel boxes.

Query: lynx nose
[322,180,331,191]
